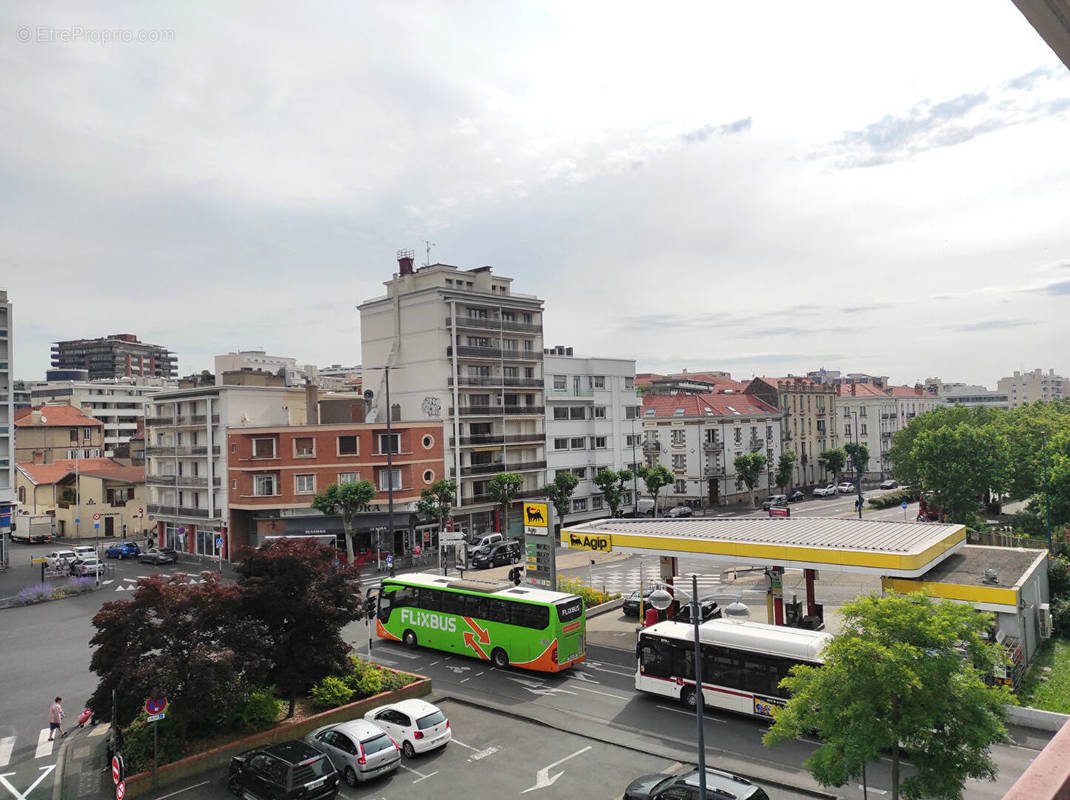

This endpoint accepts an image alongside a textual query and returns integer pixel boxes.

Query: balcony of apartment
[748,437,763,450]
[642,440,661,454]
[464,487,546,505]
[502,405,544,416]
[702,438,720,451]
[145,415,174,427]
[450,431,545,447]
[174,414,221,427]
[446,316,542,334]
[548,385,594,399]
[460,459,547,477]
[145,445,221,457]
[448,375,544,389]
[147,503,216,519]
[446,345,540,362]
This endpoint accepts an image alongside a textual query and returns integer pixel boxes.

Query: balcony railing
[642,441,661,453]
[450,433,545,446]
[461,459,547,477]
[449,406,498,417]
[147,504,215,519]
[147,474,177,485]
[548,385,595,398]
[146,417,174,427]
[146,445,221,457]
[446,316,542,334]
[449,375,544,388]
[464,488,546,505]
[447,346,541,361]
[502,405,544,416]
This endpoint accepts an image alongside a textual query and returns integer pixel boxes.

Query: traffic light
[508,566,523,586]
[364,595,377,619]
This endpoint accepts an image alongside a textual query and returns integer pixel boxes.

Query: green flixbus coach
[370,572,586,672]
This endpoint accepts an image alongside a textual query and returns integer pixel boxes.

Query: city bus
[371,572,586,672]
[635,618,831,719]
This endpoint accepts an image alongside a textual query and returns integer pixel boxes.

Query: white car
[72,545,97,560]
[363,699,451,758]
[305,719,400,786]
[812,484,837,497]
[46,549,77,570]
[837,482,855,494]
[71,557,104,576]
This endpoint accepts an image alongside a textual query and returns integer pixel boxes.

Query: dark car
[665,505,693,518]
[622,589,659,618]
[105,541,141,560]
[760,494,788,510]
[623,767,770,800]
[138,547,178,565]
[470,539,521,569]
[674,597,721,624]
[879,479,899,490]
[229,740,340,800]
[787,490,805,503]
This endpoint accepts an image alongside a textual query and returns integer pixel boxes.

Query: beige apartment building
[359,251,545,535]
[14,405,105,464]
[997,369,1069,408]
[745,377,837,487]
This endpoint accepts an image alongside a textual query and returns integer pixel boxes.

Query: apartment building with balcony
[544,346,641,524]
[52,333,177,380]
[359,251,546,535]
[997,368,1069,408]
[888,384,941,428]
[29,377,169,457]
[226,421,444,555]
[15,405,105,464]
[0,291,13,542]
[745,377,837,487]
[835,382,897,480]
[640,393,781,508]
[145,384,309,559]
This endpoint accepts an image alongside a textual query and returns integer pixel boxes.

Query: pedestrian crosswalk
[584,565,726,592]
[0,723,109,767]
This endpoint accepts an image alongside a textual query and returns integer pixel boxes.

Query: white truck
[11,514,56,544]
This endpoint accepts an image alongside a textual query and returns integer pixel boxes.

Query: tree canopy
[818,448,846,483]
[764,592,1009,800]
[844,441,870,477]
[416,479,456,524]
[734,452,768,507]
[774,451,796,492]
[488,472,524,534]
[594,468,633,516]
[311,480,376,563]
[544,471,579,523]
[637,463,674,515]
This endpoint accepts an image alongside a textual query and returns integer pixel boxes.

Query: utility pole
[385,367,395,575]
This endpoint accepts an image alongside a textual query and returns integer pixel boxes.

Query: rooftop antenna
[424,240,436,266]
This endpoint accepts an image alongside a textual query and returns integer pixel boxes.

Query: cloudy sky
[2,1,1068,387]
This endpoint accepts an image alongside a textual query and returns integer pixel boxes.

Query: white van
[467,532,503,556]
[635,499,655,516]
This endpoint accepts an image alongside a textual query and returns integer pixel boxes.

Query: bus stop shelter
[561,516,967,626]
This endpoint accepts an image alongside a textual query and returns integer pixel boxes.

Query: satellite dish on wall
[40,416,47,423]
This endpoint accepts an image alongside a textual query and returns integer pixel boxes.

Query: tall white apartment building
[360,252,545,534]
[835,383,897,480]
[997,369,1069,408]
[543,346,641,524]
[30,377,170,457]
[641,393,782,509]
[0,291,14,547]
[145,384,307,559]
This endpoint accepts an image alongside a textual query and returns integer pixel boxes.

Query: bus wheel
[403,629,418,649]
[680,686,697,709]
[491,647,509,668]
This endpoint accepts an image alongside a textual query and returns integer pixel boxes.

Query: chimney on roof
[851,383,856,396]
[914,383,924,394]
[397,248,415,276]
[305,381,320,425]
[31,409,42,424]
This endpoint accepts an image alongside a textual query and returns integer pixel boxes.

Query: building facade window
[591,496,604,510]
[252,438,277,459]
[570,437,586,449]
[553,407,569,420]
[294,437,315,457]
[336,435,358,456]
[572,498,588,512]
[553,375,566,390]
[671,429,685,446]
[195,529,220,556]
[377,468,402,491]
[674,479,687,493]
[253,474,278,496]
[592,406,607,419]
[672,454,686,469]
[377,433,400,454]
[554,437,569,451]
[337,471,360,484]
[591,436,607,449]
[295,474,316,494]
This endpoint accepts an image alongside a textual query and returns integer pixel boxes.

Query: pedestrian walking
[48,697,66,740]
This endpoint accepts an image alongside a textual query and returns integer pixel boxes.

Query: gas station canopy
[561,517,966,578]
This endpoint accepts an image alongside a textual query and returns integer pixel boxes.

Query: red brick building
[226,421,446,557]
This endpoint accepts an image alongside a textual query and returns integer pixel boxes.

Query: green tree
[734,452,768,507]
[996,400,1070,501]
[844,442,870,479]
[488,472,524,534]
[888,405,1001,487]
[237,538,361,717]
[774,451,796,492]
[416,479,457,534]
[764,592,1009,800]
[637,464,674,516]
[1040,428,1070,529]
[311,480,376,564]
[544,472,580,524]
[912,424,1009,525]
[818,447,846,484]
[594,468,633,517]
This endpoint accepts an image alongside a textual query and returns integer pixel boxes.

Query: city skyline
[2,2,1068,386]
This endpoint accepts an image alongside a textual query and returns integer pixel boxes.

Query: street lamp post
[385,367,395,575]
[851,411,863,520]
[631,418,639,515]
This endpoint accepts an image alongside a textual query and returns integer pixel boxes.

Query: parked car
[466,532,504,558]
[72,545,96,561]
[674,597,721,624]
[812,484,837,497]
[138,547,178,565]
[70,557,104,577]
[470,539,521,569]
[665,505,693,518]
[622,589,659,618]
[623,767,770,800]
[105,542,141,560]
[363,699,451,758]
[761,494,788,510]
[879,479,899,490]
[229,740,340,798]
[837,482,855,494]
[46,549,77,570]
[787,490,805,503]
[304,720,400,786]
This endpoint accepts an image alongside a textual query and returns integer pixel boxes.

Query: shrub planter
[587,597,625,618]
[122,674,431,798]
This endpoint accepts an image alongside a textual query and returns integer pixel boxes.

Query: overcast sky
[2,2,1068,387]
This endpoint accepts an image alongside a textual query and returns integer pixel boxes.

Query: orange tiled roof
[887,385,934,397]
[17,458,145,485]
[14,405,104,427]
[642,392,778,418]
[835,383,889,397]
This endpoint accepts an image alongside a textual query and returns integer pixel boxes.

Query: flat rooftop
[562,517,967,577]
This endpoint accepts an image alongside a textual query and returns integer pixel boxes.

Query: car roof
[681,768,757,796]
[263,739,325,764]
[73,545,95,551]
[332,719,388,739]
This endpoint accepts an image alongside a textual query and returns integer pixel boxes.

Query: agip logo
[524,503,548,527]
[567,532,612,552]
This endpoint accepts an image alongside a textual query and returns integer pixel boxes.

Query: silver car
[305,719,400,787]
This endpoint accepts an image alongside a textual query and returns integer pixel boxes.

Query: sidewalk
[53,723,111,800]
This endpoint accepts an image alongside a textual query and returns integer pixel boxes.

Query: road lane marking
[521,745,591,794]
[154,781,210,799]
[655,704,727,722]
[572,685,629,700]
[0,765,55,800]
[34,730,52,758]
[0,738,13,768]
[398,763,438,783]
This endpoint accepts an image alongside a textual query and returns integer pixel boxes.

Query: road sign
[74,518,80,524]
[111,754,123,784]
[116,779,125,799]
[215,536,223,547]
[900,501,909,509]
[145,696,168,715]
[146,712,166,722]
[31,557,47,564]
[386,554,393,566]
[93,513,101,521]
[138,507,143,514]
[768,506,790,517]
[440,531,465,543]
[178,526,186,534]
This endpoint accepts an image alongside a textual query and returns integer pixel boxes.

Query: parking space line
[398,763,439,783]
[154,780,210,799]
[571,685,629,700]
